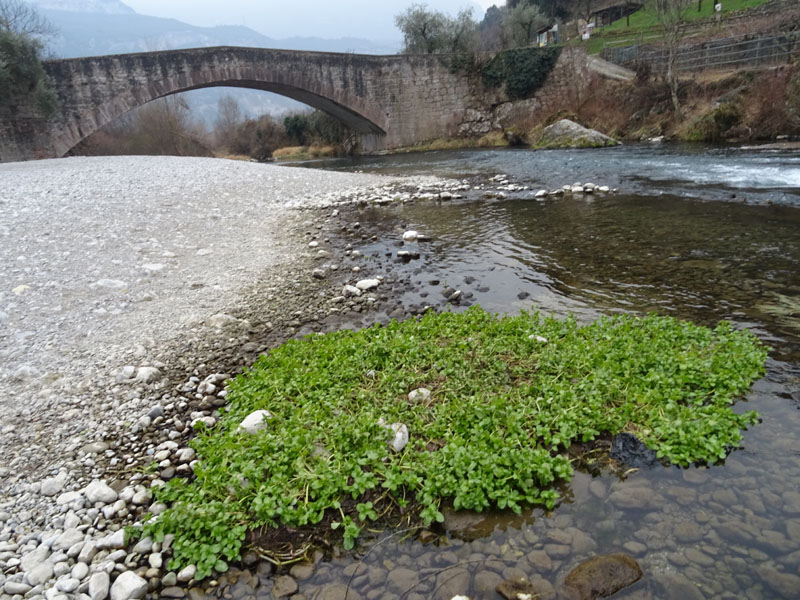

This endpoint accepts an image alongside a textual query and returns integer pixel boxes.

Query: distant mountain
[28,0,134,15]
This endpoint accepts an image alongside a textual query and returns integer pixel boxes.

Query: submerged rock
[535,119,619,149]
[562,553,642,600]
[610,432,659,468]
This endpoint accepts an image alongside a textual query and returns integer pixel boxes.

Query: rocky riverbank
[0,156,447,600]
[1,155,522,600]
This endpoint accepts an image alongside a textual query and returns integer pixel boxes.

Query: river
[276,144,800,599]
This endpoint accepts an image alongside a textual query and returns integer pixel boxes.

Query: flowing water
[227,145,800,599]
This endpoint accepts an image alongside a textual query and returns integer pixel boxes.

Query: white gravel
[0,155,397,491]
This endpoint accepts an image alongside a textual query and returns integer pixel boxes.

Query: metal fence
[601,31,800,73]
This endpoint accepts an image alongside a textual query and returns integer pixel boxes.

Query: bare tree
[213,94,242,151]
[651,0,691,116]
[0,0,54,37]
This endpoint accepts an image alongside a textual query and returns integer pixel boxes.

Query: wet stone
[474,570,503,595]
[496,577,537,600]
[434,567,470,600]
[562,554,643,600]
[684,548,714,567]
[312,583,363,600]
[527,549,553,572]
[673,521,704,543]
[271,575,298,598]
[623,541,648,556]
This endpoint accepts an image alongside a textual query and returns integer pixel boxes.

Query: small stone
[110,571,147,600]
[271,574,298,598]
[96,529,126,550]
[176,565,196,583]
[4,581,32,595]
[496,577,537,600]
[54,528,85,551]
[408,388,431,403]
[71,562,89,580]
[355,278,380,291]
[160,587,186,598]
[342,285,362,298]
[135,367,161,383]
[562,554,642,600]
[26,562,54,587]
[383,422,409,452]
[85,480,119,504]
[41,473,68,496]
[238,410,272,434]
[89,571,110,600]
[58,577,81,592]
[402,230,418,242]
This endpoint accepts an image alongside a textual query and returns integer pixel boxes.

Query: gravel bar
[0,155,399,501]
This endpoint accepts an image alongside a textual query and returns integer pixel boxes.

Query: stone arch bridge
[0,46,587,162]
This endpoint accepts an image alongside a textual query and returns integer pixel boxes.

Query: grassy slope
[585,0,773,53]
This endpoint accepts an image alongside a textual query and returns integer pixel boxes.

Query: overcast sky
[123,0,503,41]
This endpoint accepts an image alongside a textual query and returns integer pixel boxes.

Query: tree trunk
[667,48,682,117]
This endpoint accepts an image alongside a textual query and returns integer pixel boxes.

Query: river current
[280,145,800,599]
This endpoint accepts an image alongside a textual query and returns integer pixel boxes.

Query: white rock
[56,490,83,506]
[342,285,362,298]
[535,190,548,198]
[94,279,127,290]
[148,552,163,569]
[570,185,585,193]
[41,473,68,497]
[96,529,126,551]
[238,410,272,434]
[308,241,319,248]
[598,185,610,192]
[89,571,110,600]
[78,541,97,564]
[25,562,54,587]
[58,577,80,592]
[131,537,153,555]
[71,562,89,581]
[135,367,161,383]
[84,480,119,504]
[110,571,148,600]
[21,545,51,572]
[529,334,548,343]
[53,528,84,551]
[355,279,380,291]
[176,565,196,583]
[141,263,164,272]
[389,423,409,452]
[402,230,418,242]
[408,388,431,403]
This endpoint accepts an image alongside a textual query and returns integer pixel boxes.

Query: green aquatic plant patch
[143,308,767,577]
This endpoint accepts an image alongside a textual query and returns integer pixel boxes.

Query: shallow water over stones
[197,147,800,600]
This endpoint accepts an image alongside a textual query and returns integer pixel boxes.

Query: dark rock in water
[517,291,530,300]
[496,577,537,600]
[611,432,659,468]
[563,553,643,600]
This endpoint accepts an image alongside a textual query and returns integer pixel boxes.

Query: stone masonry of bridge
[0,46,591,162]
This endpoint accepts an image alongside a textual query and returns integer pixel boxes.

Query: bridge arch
[45,47,389,156]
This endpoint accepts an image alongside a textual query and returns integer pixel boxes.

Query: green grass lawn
[139,307,767,578]
[585,0,773,53]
